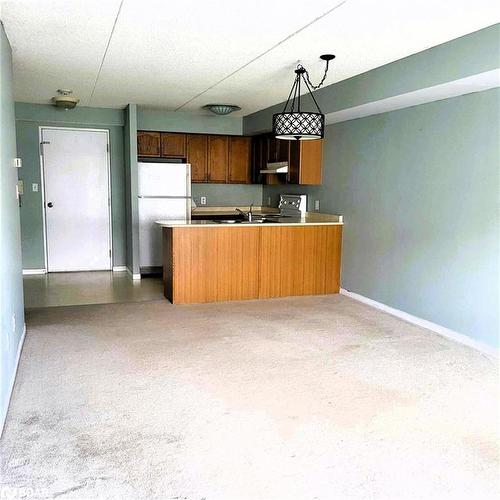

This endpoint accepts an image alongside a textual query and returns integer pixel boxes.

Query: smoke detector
[52,89,79,110]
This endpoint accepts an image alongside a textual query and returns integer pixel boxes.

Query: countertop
[156,212,343,228]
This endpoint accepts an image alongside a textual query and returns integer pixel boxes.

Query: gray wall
[264,88,499,348]
[138,108,242,135]
[15,103,126,269]
[1,23,25,431]
[192,184,262,207]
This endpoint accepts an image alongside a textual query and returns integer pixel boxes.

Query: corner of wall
[124,104,140,276]
[1,22,26,435]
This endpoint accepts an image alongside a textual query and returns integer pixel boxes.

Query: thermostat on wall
[13,158,22,168]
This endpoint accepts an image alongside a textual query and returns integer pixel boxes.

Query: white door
[41,128,111,272]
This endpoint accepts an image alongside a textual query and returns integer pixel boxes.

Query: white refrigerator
[138,161,191,272]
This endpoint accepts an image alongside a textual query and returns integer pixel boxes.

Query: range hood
[260,161,288,174]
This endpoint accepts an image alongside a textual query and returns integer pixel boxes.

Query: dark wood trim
[162,227,174,301]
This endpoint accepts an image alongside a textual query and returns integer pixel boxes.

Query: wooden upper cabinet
[208,135,228,183]
[161,133,187,158]
[251,135,268,184]
[228,136,251,184]
[138,131,260,184]
[138,131,161,157]
[287,139,323,185]
[299,139,323,184]
[268,135,290,163]
[187,134,208,182]
[276,138,290,163]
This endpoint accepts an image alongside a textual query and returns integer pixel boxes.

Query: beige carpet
[1,295,498,500]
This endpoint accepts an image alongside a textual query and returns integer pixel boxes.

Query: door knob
[47,202,53,208]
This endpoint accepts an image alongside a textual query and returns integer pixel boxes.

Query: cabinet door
[267,135,278,162]
[208,135,228,183]
[268,135,289,163]
[299,139,323,185]
[161,133,187,157]
[288,140,300,184]
[138,131,161,157]
[251,135,268,184]
[288,139,323,185]
[228,136,251,184]
[187,134,208,182]
[170,227,260,303]
[259,225,341,298]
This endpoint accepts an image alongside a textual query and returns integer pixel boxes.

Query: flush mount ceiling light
[52,89,79,110]
[203,104,241,115]
[273,54,335,140]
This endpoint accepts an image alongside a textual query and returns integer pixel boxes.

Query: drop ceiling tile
[89,0,344,108]
[2,0,498,112]
[2,0,122,105]
[182,0,500,115]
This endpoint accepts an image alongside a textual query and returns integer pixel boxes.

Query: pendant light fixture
[273,54,335,140]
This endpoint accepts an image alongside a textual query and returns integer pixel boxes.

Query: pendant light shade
[273,112,325,140]
[273,55,334,141]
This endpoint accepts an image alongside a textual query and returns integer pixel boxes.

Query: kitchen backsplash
[191,183,264,207]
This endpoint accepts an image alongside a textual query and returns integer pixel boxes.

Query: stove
[278,194,308,217]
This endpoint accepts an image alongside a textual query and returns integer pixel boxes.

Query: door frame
[39,126,113,272]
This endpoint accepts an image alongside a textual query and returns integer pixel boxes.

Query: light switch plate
[32,183,39,192]
[200,196,207,205]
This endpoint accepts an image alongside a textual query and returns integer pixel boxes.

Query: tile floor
[23,271,164,308]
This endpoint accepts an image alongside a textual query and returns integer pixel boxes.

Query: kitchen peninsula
[157,214,343,304]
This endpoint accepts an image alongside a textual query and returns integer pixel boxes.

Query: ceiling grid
[1,0,498,115]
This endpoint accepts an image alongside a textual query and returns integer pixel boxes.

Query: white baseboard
[1,323,26,437]
[126,267,141,280]
[22,268,46,275]
[112,266,127,272]
[340,288,498,358]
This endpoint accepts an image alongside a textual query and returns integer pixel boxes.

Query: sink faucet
[236,204,254,222]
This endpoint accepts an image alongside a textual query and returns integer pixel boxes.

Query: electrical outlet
[314,199,320,211]
[32,183,39,192]
[267,196,271,206]
[200,196,207,205]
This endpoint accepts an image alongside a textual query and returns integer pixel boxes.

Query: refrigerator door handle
[138,195,191,199]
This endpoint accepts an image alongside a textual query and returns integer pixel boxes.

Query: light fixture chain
[300,59,331,90]
[301,74,323,114]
